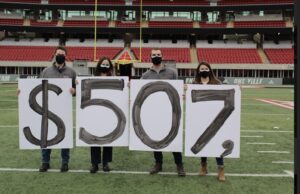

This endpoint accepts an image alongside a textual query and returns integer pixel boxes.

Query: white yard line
[241,135,263,138]
[0,168,293,178]
[272,161,294,164]
[247,143,276,145]
[242,130,292,133]
[257,151,290,154]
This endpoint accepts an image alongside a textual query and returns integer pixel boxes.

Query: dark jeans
[41,149,69,164]
[91,147,112,165]
[201,157,224,166]
[154,151,183,165]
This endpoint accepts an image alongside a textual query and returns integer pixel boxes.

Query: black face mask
[56,54,65,64]
[98,67,111,74]
[197,71,210,78]
[98,63,111,74]
[151,56,162,65]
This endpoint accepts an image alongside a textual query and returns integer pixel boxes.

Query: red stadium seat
[0,18,23,26]
[63,20,109,27]
[234,21,286,28]
[0,46,55,61]
[148,21,193,28]
[132,47,191,63]
[30,20,58,27]
[197,48,262,64]
[219,0,293,5]
[264,48,294,64]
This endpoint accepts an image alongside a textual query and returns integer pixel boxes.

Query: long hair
[194,61,221,84]
[94,56,114,76]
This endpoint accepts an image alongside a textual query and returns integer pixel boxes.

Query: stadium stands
[219,0,293,5]
[234,21,286,28]
[148,21,193,28]
[0,18,23,26]
[30,20,58,27]
[63,20,109,27]
[133,0,209,5]
[264,48,294,64]
[66,47,123,61]
[49,0,125,4]
[199,22,227,28]
[0,0,41,3]
[197,48,262,64]
[116,21,140,28]
[0,46,55,61]
[132,47,191,63]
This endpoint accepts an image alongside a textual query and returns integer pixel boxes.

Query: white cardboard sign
[185,84,240,158]
[129,80,184,152]
[76,77,129,147]
[18,78,73,150]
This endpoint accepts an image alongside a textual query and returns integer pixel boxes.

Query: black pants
[154,151,182,165]
[90,147,112,165]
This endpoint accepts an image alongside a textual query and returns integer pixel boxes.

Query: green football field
[0,83,294,194]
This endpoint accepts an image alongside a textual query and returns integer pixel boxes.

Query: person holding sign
[89,57,114,173]
[193,61,225,181]
[39,46,76,172]
[141,48,186,177]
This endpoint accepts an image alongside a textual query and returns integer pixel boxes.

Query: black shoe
[39,163,50,172]
[90,164,99,173]
[176,164,186,177]
[149,163,162,174]
[102,164,111,172]
[60,163,69,172]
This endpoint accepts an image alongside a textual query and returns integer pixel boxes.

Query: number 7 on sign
[191,89,235,157]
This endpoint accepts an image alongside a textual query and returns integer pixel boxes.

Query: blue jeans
[201,157,224,166]
[41,149,70,164]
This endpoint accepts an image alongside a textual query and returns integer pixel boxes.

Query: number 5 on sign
[185,85,241,158]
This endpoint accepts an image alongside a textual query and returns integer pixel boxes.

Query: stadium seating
[63,20,109,27]
[197,48,262,64]
[30,20,58,27]
[0,18,23,26]
[148,21,193,28]
[0,46,55,61]
[134,0,209,5]
[234,21,286,28]
[264,48,294,64]
[66,47,123,61]
[0,0,41,3]
[132,47,191,63]
[49,0,124,4]
[116,21,141,28]
[199,22,227,28]
[219,0,293,5]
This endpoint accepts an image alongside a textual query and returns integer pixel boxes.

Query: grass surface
[0,83,294,194]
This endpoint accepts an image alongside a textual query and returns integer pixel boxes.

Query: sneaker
[90,164,99,174]
[60,163,69,172]
[39,163,50,172]
[149,163,162,174]
[176,164,186,177]
[102,164,111,172]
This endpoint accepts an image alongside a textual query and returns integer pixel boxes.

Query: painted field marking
[272,161,294,164]
[241,135,263,138]
[0,168,293,178]
[257,151,290,154]
[247,142,276,145]
[256,99,294,110]
[242,130,292,133]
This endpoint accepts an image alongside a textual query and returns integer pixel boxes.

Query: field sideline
[0,83,294,194]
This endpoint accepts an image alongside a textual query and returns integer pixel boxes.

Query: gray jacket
[141,66,177,80]
[40,63,77,88]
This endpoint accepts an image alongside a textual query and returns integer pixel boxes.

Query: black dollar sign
[23,80,66,148]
